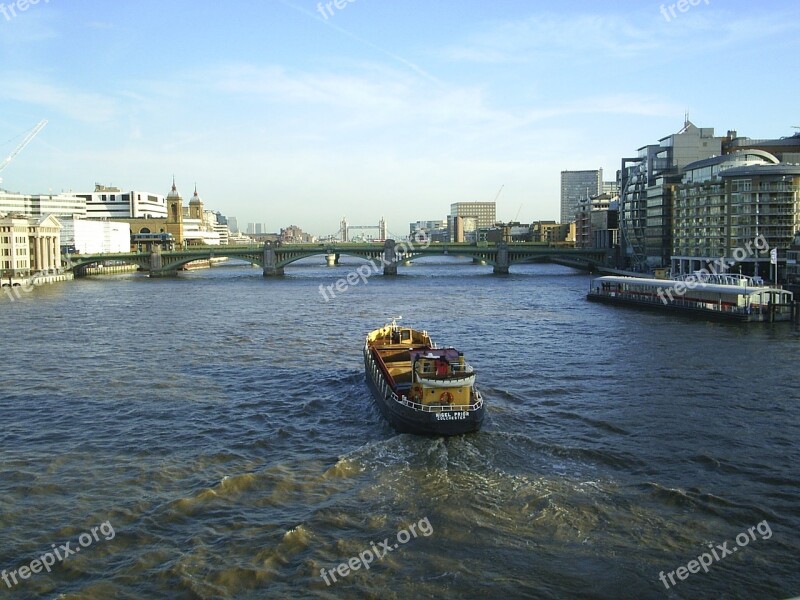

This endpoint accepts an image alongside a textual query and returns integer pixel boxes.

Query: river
[1,258,798,599]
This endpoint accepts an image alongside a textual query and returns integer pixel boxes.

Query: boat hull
[363,349,485,436]
[588,292,752,322]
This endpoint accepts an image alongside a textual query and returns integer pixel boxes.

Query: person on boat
[435,358,449,376]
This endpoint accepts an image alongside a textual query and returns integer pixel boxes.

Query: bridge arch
[63,242,608,278]
[275,250,385,269]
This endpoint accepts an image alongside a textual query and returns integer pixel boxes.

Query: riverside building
[0,191,86,219]
[77,184,168,219]
[619,120,726,270]
[0,213,62,277]
[574,193,618,249]
[671,151,800,279]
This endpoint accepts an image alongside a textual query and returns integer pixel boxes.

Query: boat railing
[392,392,484,413]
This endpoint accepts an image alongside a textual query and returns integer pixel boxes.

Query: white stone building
[77,184,168,219]
[60,217,131,254]
[0,213,62,277]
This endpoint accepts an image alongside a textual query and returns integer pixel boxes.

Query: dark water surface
[1,259,798,599]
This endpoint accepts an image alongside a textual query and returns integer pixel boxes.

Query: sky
[0,0,798,238]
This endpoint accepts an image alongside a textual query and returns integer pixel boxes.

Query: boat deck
[371,344,425,387]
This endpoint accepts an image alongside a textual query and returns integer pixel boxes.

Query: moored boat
[363,318,485,435]
[587,275,796,322]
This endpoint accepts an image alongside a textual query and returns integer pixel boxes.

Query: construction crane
[0,119,48,185]
[492,184,504,203]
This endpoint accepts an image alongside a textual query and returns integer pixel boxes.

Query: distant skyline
[1,0,799,237]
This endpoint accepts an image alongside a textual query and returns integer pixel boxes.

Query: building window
[731,179,752,192]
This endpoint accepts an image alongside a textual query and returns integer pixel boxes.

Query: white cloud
[0,74,117,123]
[440,9,800,65]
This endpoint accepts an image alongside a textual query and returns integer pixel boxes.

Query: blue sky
[1,0,798,237]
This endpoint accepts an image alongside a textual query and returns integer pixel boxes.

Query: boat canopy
[591,275,794,302]
[409,348,460,361]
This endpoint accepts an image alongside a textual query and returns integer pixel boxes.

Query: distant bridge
[63,241,608,278]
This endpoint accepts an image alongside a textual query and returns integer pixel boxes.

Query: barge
[363,318,485,435]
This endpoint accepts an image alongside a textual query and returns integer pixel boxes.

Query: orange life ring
[439,391,454,404]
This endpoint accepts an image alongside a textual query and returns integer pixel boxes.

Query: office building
[560,170,602,224]
[619,120,726,270]
[602,180,619,196]
[0,191,86,219]
[530,220,574,245]
[409,220,445,236]
[77,184,168,219]
[723,131,800,164]
[575,193,618,249]
[247,222,267,235]
[450,202,496,230]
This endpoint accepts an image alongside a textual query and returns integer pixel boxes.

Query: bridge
[63,241,609,278]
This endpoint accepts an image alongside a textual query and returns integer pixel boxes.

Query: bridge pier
[263,243,285,277]
[493,242,509,274]
[149,269,178,278]
[383,239,398,276]
[149,250,178,277]
[325,253,340,267]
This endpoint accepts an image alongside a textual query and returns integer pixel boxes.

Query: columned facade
[0,213,62,277]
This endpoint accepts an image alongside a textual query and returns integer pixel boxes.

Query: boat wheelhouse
[587,275,796,322]
[363,318,485,435]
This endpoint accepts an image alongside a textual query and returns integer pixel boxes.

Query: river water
[0,258,798,599]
